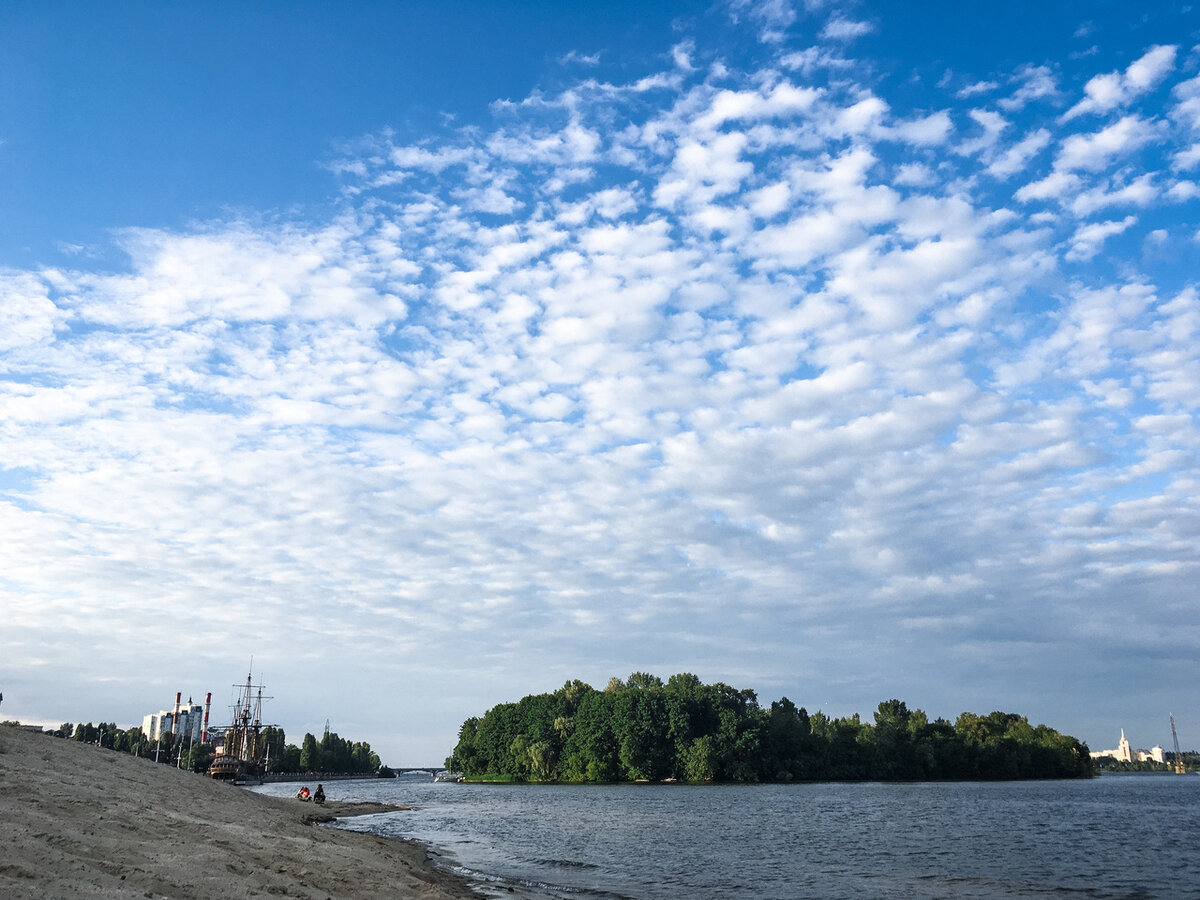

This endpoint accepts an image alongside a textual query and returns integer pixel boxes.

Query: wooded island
[448,673,1093,782]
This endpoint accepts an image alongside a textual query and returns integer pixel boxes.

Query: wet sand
[0,726,483,899]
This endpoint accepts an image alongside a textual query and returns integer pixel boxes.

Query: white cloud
[729,0,796,43]
[779,46,854,75]
[1062,45,1177,120]
[52,223,409,329]
[1015,170,1082,203]
[1054,115,1161,171]
[892,163,936,187]
[1070,174,1157,216]
[888,110,954,146]
[1172,143,1200,170]
[987,128,1052,178]
[654,131,754,208]
[1166,180,1200,201]
[829,95,888,137]
[1065,215,1137,260]
[746,181,792,217]
[956,80,1000,100]
[561,50,602,67]
[827,234,986,328]
[692,82,820,133]
[957,109,1009,157]
[672,41,696,72]
[998,64,1059,111]
[821,16,874,42]
[0,272,66,352]
[1173,71,1200,117]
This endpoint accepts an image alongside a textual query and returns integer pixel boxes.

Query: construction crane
[1170,714,1186,775]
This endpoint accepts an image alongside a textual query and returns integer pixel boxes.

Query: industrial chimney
[202,692,212,743]
[172,691,181,735]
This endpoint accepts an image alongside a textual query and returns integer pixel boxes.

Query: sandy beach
[0,726,483,899]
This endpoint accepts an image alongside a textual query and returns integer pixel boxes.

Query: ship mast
[208,667,274,782]
[229,670,271,770]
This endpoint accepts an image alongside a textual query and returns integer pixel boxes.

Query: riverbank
[0,726,483,899]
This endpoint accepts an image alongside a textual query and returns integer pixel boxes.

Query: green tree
[508,735,530,777]
[261,726,288,772]
[473,703,520,776]
[187,742,214,773]
[565,690,620,781]
[627,672,664,691]
[872,699,919,779]
[664,673,716,777]
[707,684,762,782]
[761,698,815,781]
[280,743,302,771]
[528,740,557,778]
[350,741,380,774]
[615,688,668,780]
[450,716,480,774]
[681,735,718,781]
[299,733,320,772]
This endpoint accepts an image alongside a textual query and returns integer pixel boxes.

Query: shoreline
[0,726,485,899]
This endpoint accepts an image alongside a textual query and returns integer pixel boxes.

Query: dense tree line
[282,728,382,776]
[447,674,1093,782]
[1093,752,1199,774]
[38,721,217,772]
[16,720,381,776]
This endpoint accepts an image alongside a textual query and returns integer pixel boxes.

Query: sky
[2,0,1198,765]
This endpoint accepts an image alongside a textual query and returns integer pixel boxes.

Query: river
[251,775,1199,898]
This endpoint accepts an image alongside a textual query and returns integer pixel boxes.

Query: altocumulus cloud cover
[2,1,1199,763]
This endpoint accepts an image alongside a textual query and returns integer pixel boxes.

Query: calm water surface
[252,776,1199,899]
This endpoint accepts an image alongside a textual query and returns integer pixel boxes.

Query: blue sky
[2,1,1198,764]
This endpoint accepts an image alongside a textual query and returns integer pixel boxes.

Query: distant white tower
[1115,729,1133,763]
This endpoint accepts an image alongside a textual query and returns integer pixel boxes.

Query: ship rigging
[209,670,274,783]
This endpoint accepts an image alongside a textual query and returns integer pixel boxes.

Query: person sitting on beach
[313,784,325,804]
[296,786,311,801]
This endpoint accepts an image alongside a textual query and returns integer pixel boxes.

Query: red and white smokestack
[202,692,212,742]
[172,691,181,735]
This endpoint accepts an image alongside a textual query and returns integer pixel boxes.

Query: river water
[251,775,1199,899]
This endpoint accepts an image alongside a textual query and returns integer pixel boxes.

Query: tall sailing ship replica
[209,671,271,783]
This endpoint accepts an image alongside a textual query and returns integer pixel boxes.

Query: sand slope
[0,726,480,899]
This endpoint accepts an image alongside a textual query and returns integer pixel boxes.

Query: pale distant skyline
[2,1,1198,763]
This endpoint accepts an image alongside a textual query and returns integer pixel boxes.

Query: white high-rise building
[142,698,205,742]
[1114,729,1133,762]
[1137,745,1166,764]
